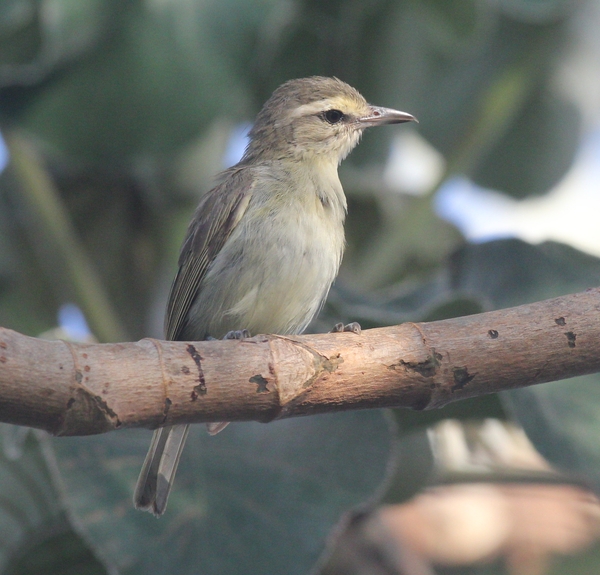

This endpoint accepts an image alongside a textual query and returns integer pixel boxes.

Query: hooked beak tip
[359,106,418,127]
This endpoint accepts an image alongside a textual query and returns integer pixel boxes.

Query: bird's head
[242,76,416,165]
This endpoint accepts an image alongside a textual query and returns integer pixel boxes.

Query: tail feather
[154,424,190,515]
[133,424,190,516]
[133,426,170,511]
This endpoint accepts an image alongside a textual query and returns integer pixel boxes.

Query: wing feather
[165,168,255,341]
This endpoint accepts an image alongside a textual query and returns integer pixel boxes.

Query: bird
[134,76,416,516]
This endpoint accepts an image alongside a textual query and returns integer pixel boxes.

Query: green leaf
[326,239,600,498]
[440,239,600,490]
[472,89,581,198]
[446,239,600,307]
[496,0,579,23]
[547,541,600,575]
[0,426,107,574]
[0,0,113,86]
[9,2,248,164]
[504,374,600,491]
[5,515,107,575]
[0,177,59,336]
[358,2,578,200]
[50,411,396,575]
[421,0,479,40]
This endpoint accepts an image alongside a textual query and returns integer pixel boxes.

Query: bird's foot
[330,322,361,335]
[206,421,230,435]
[223,329,251,340]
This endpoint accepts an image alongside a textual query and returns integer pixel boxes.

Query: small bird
[134,76,416,515]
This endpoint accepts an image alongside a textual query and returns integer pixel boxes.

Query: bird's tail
[133,424,190,516]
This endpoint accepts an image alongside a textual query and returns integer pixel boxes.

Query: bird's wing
[165,167,255,341]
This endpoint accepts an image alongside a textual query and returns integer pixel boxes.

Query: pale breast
[186,163,346,338]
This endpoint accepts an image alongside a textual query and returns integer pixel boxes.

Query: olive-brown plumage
[134,76,416,515]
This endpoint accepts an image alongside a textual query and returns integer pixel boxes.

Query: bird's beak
[357,106,418,128]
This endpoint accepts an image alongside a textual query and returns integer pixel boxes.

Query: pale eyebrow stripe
[290,99,340,118]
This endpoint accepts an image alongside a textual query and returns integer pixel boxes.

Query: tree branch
[1,288,599,436]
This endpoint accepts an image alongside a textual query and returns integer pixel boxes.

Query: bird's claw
[223,329,251,340]
[330,322,361,335]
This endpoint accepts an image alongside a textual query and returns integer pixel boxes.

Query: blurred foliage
[0,425,106,574]
[51,412,395,575]
[0,0,599,573]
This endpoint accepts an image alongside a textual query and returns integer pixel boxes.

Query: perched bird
[134,76,416,516]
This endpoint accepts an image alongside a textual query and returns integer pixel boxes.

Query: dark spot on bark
[92,395,121,427]
[162,398,172,423]
[191,390,198,401]
[84,365,90,372]
[82,353,88,359]
[452,367,475,391]
[555,317,566,326]
[57,389,121,435]
[59,364,63,370]
[192,383,206,399]
[0,356,5,363]
[250,374,270,393]
[0,341,6,349]
[565,332,576,348]
[186,344,207,395]
[181,366,190,375]
[393,352,440,378]
[75,370,83,384]
[268,362,275,376]
[488,329,499,339]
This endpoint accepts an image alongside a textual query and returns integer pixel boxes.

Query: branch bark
[1,288,599,436]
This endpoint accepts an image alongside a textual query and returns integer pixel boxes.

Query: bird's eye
[323,109,345,124]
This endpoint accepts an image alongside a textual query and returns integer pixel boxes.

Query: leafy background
[1,0,600,573]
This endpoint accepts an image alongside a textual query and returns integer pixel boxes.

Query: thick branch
[1,288,599,436]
